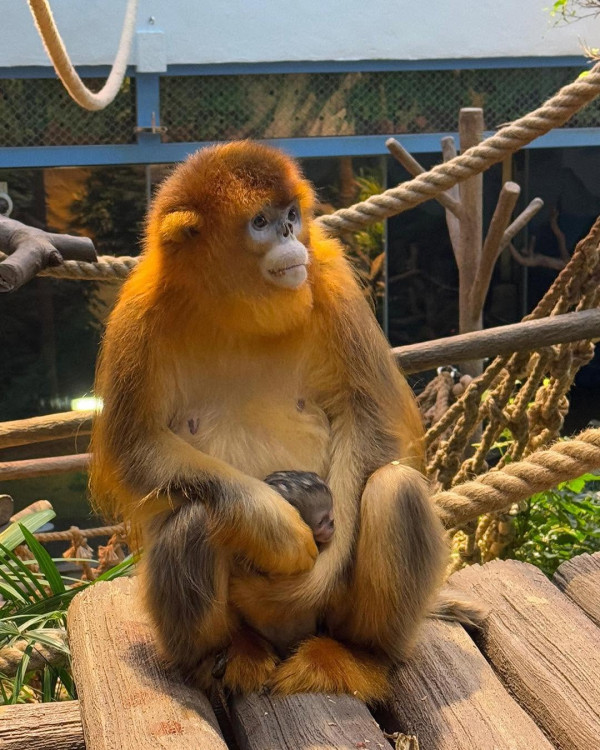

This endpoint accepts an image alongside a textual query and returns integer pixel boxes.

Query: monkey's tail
[430,586,489,630]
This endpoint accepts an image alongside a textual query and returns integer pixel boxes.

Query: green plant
[509,473,600,575]
[0,510,135,704]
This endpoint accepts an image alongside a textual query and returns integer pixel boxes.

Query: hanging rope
[27,0,139,111]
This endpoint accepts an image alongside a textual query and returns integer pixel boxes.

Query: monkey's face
[247,201,309,291]
[149,142,317,335]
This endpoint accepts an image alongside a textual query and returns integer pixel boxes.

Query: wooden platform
[8,553,600,750]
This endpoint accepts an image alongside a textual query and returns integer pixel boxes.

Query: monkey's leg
[143,502,232,689]
[334,462,447,660]
[268,463,447,703]
[143,502,279,693]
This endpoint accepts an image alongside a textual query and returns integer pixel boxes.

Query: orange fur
[90,141,447,704]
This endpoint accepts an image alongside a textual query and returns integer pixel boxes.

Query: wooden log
[554,552,600,627]
[231,692,388,750]
[10,498,53,522]
[380,618,553,750]
[394,308,600,374]
[0,410,93,450]
[0,700,85,750]
[0,453,90,480]
[67,577,228,750]
[452,559,600,750]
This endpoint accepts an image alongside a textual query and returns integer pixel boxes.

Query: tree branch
[0,216,97,292]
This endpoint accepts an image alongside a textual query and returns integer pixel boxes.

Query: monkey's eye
[288,207,299,223]
[252,214,269,230]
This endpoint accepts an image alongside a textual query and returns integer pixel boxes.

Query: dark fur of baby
[264,470,334,546]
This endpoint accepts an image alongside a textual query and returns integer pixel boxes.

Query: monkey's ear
[159,210,203,243]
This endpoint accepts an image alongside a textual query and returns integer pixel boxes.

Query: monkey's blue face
[247,201,309,290]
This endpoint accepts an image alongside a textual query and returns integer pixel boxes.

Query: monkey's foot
[221,628,279,694]
[267,636,390,704]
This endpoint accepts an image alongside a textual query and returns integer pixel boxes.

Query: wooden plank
[554,551,600,627]
[0,410,93,450]
[0,700,84,750]
[380,618,553,750]
[231,692,389,750]
[452,559,600,750]
[67,577,227,750]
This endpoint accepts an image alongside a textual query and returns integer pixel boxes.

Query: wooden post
[457,108,484,375]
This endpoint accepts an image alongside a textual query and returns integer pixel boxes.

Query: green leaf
[10,643,33,704]
[96,553,137,581]
[0,543,47,601]
[0,581,28,606]
[19,526,65,595]
[0,510,56,551]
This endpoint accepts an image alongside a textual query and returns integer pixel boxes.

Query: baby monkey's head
[264,471,335,545]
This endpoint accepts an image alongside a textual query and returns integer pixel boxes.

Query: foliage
[549,0,600,22]
[0,510,135,704]
[344,172,385,314]
[509,473,600,575]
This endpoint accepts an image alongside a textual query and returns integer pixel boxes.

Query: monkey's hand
[210,479,318,577]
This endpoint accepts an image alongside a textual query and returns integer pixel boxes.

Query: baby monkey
[264,471,334,546]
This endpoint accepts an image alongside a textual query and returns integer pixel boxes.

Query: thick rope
[0,630,67,678]
[34,524,123,543]
[433,428,600,529]
[7,63,600,281]
[0,251,138,281]
[27,0,138,111]
[318,62,600,233]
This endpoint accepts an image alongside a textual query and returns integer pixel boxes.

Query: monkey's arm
[91,329,317,577]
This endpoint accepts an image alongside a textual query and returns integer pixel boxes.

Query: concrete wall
[1,0,599,69]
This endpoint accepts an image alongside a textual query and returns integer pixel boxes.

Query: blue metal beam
[1,129,599,169]
[135,73,162,147]
[0,56,591,81]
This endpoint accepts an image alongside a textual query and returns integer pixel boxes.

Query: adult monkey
[91,141,447,702]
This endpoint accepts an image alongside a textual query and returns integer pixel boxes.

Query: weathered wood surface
[452,559,600,750]
[394,308,600,374]
[0,452,90,480]
[0,700,84,750]
[0,410,93,450]
[554,551,600,627]
[231,692,389,750]
[383,618,553,750]
[67,577,227,750]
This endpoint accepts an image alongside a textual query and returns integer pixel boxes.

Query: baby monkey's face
[264,471,335,545]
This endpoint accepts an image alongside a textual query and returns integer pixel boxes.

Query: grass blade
[19,526,65,595]
[0,510,56,551]
[0,543,46,600]
[10,643,32,704]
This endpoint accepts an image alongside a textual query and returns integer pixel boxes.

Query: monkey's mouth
[268,263,306,278]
